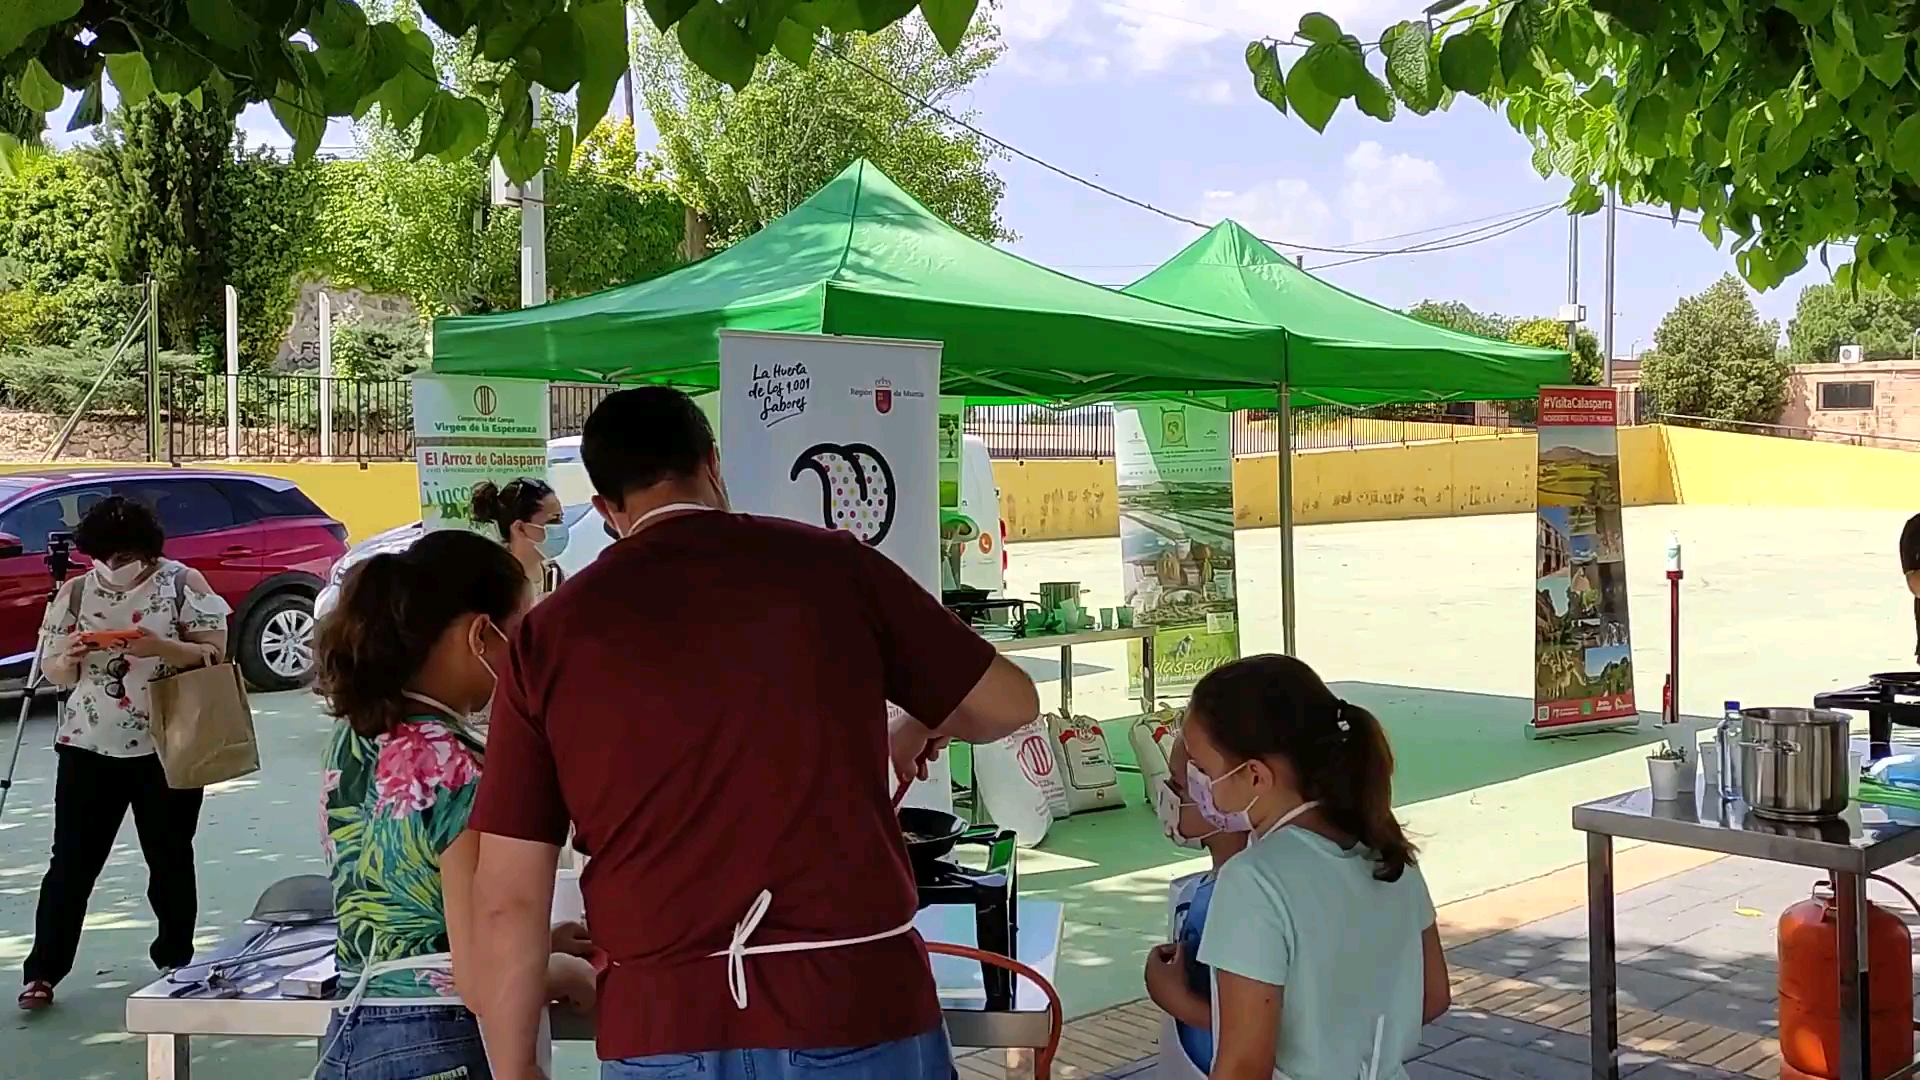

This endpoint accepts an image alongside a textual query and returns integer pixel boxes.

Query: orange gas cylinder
[1777,883,1913,1080]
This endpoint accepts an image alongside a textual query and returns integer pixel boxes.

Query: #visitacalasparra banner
[1115,402,1240,697]
[412,374,550,532]
[1533,386,1636,730]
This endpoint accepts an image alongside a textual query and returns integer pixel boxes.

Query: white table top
[985,627,1151,652]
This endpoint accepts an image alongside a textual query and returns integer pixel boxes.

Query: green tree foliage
[1242,2,1920,292]
[312,117,682,316]
[0,0,981,180]
[1508,316,1601,384]
[1407,299,1514,340]
[638,21,1008,252]
[1786,283,1920,363]
[0,73,40,144]
[95,98,237,352]
[1641,274,1789,424]
[0,148,130,345]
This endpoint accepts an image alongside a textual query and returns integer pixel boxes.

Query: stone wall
[277,280,421,370]
[0,408,146,462]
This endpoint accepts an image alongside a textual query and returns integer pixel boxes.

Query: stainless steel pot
[1737,707,1850,821]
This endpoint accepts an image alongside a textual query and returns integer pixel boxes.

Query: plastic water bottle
[1666,532,1683,574]
[1714,701,1741,801]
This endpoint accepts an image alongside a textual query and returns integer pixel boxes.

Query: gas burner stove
[915,826,1017,1012]
[1813,672,1920,760]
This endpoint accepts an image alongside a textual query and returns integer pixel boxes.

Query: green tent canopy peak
[1123,219,1570,404]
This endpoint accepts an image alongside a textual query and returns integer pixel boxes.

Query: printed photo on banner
[1115,402,1240,696]
[1532,387,1635,732]
[412,375,551,532]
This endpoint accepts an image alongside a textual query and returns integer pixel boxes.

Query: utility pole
[521,92,548,309]
[1566,210,1580,357]
[1602,188,1617,387]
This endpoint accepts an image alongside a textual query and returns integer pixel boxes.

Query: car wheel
[237,592,317,692]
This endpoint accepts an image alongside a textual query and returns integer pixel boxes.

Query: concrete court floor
[0,504,1913,1078]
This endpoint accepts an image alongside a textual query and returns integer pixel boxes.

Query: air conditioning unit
[1838,344,1864,364]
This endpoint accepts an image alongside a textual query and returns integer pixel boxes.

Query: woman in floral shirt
[19,496,229,1012]
[313,529,594,1080]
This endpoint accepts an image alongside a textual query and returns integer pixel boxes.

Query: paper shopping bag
[149,662,259,789]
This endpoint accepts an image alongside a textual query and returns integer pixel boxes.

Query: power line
[1619,203,1855,249]
[822,41,1560,262]
[1312,205,1559,269]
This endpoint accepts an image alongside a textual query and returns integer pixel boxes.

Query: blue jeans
[316,1004,491,1080]
[602,1026,955,1080]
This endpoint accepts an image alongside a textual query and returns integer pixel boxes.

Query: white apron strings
[708,888,920,1010]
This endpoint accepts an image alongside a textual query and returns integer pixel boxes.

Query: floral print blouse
[38,559,232,758]
[323,715,484,998]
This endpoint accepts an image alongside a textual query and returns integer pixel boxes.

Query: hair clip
[1333,699,1352,735]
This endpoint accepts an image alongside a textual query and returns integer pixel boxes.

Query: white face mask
[93,559,147,590]
[1152,779,1218,850]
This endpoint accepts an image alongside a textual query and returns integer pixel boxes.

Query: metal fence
[160,376,620,461]
[961,403,1528,460]
[1658,412,1920,451]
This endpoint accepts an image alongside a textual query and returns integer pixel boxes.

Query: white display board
[719,330,949,810]
[412,374,550,532]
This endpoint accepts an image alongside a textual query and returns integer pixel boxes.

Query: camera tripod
[0,532,74,823]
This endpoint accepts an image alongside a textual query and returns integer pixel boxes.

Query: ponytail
[314,530,528,737]
[1187,654,1416,882]
[469,476,555,541]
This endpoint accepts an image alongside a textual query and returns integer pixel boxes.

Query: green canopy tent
[1123,220,1570,650]
[432,159,1294,407]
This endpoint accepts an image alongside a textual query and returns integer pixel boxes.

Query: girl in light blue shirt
[1181,655,1450,1080]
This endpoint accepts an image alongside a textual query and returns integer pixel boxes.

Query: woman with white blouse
[17,496,230,1011]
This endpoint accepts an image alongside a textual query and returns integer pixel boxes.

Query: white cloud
[1000,0,1405,78]
[1197,179,1334,247]
[1338,140,1454,243]
[1185,79,1235,105]
[998,0,1078,42]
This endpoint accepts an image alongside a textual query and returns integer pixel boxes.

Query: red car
[0,469,347,692]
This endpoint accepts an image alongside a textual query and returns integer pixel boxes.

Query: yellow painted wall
[0,460,419,543]
[1661,424,1920,508]
[993,458,1119,541]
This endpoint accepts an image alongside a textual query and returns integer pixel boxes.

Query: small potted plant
[1647,744,1687,801]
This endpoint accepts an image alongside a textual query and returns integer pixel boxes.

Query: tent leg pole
[1278,385,1296,656]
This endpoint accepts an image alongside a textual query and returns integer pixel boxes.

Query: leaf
[1354,71,1395,121]
[1590,0,1663,35]
[790,0,862,31]
[16,59,64,113]
[416,91,490,161]
[1809,30,1865,99]
[1380,20,1437,114]
[1530,142,1552,178]
[481,1,552,63]
[1500,1,1540,90]
[376,58,437,129]
[1862,36,1908,87]
[921,0,978,53]
[1891,112,1920,180]
[552,123,575,177]
[773,18,816,66]
[1439,30,1497,95]
[1776,0,1835,26]
[1245,41,1286,113]
[0,134,20,181]
[66,72,102,131]
[742,0,797,53]
[523,13,588,92]
[105,52,155,107]
[642,0,699,31]
[1631,94,1670,157]
[573,0,628,141]
[1285,46,1340,132]
[855,0,919,32]
[309,0,370,49]
[147,40,214,95]
[0,0,80,58]
[1310,38,1369,98]
[676,0,756,90]
[1297,12,1342,45]
[270,76,328,161]
[187,0,259,52]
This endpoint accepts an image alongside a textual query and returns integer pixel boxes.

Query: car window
[219,479,324,521]
[114,479,237,537]
[0,485,110,554]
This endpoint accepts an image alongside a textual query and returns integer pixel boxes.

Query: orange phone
[78,629,143,649]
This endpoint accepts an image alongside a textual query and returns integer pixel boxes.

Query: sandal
[17,981,52,1011]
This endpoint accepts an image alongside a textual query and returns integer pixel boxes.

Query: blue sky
[40,0,1831,357]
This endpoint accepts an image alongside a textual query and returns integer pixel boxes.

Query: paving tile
[1407,1063,1481,1080]
[1667,923,1779,967]
[1627,947,1777,1002]
[1435,1009,1595,1064]
[1418,1022,1469,1054]
[1096,1060,1157,1079]
[1658,988,1781,1037]
[1519,958,1699,1011]
[1421,1036,1590,1080]
[1624,1060,1751,1080]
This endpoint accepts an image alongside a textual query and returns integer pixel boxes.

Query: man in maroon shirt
[462,387,1040,1080]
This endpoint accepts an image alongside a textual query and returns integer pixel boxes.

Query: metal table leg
[1140,633,1156,713]
[1587,832,1619,1080]
[1870,707,1893,762]
[1835,871,1872,1080]
[148,1033,190,1080]
[1058,644,1073,717]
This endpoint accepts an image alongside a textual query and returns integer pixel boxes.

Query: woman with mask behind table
[472,477,567,601]
[313,530,594,1080]
[18,495,230,1011]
